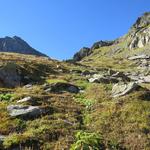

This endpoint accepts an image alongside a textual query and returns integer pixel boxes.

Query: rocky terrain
[0,12,150,150]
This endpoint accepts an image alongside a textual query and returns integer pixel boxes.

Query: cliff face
[0,36,46,57]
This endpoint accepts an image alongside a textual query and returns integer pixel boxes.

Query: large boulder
[7,105,42,118]
[44,82,80,93]
[0,63,21,87]
[112,82,140,97]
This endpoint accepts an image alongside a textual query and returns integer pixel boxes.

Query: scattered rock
[17,96,32,103]
[44,82,80,93]
[111,71,130,81]
[7,105,42,118]
[88,70,129,84]
[129,75,150,83]
[89,74,119,84]
[128,55,150,60]
[112,82,140,97]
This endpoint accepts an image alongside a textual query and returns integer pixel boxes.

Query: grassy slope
[0,51,150,150]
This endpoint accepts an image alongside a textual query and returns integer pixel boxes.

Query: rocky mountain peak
[0,36,46,57]
[128,12,150,50]
[132,12,150,29]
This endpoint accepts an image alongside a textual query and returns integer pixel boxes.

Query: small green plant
[75,94,95,109]
[0,93,13,101]
[70,131,104,150]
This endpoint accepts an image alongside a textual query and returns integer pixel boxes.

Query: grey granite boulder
[112,82,140,97]
[7,105,42,118]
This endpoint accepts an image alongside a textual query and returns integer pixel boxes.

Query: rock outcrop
[132,12,150,29]
[88,74,119,84]
[88,70,130,84]
[128,54,150,60]
[72,41,114,61]
[129,12,150,49]
[91,40,114,50]
[0,36,46,57]
[0,62,21,87]
[73,47,91,61]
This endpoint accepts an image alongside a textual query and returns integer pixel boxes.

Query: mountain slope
[72,12,150,65]
[0,13,150,150]
[0,36,46,57]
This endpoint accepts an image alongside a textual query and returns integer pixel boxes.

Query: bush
[70,131,104,150]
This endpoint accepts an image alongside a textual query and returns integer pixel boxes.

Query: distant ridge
[0,36,47,57]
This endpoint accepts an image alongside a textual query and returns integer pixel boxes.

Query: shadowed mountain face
[0,36,46,57]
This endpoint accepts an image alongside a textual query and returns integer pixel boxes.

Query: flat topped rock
[112,82,140,97]
[7,105,42,118]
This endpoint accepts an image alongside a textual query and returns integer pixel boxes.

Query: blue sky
[0,0,149,60]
